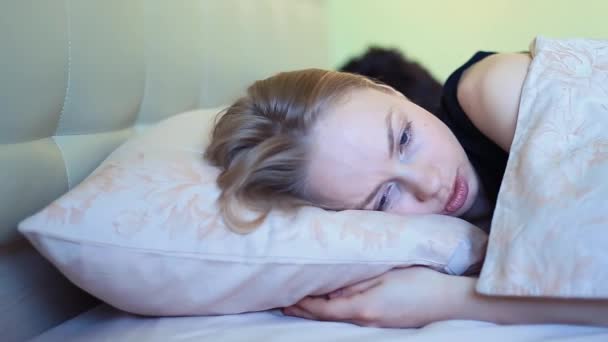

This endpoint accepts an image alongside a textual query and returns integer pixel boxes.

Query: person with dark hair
[339,47,443,116]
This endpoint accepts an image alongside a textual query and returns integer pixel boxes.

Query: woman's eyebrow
[355,107,395,210]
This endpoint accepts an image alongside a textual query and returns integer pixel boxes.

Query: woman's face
[306,87,481,218]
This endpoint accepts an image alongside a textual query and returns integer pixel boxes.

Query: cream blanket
[477,36,608,298]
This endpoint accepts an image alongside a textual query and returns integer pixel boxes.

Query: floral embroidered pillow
[19,108,487,316]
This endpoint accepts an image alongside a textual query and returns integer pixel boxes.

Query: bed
[31,305,608,342]
[2,1,608,341]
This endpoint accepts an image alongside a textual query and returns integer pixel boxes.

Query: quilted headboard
[0,1,328,340]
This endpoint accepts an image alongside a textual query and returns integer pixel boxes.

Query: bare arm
[451,275,608,326]
[284,267,608,328]
[457,52,532,152]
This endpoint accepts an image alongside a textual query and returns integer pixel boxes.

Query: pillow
[19,108,488,316]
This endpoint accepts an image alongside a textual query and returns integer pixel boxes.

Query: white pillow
[19,109,487,316]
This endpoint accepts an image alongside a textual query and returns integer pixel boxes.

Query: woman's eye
[376,184,394,211]
[377,192,388,211]
[399,130,409,146]
[398,121,413,158]
[400,121,412,147]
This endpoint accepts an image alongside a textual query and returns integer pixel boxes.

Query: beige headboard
[0,1,328,340]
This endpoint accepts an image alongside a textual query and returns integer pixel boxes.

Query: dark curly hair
[339,47,443,116]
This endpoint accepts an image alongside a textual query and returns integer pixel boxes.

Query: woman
[205,51,608,327]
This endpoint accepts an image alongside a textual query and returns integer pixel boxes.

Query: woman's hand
[282,266,464,328]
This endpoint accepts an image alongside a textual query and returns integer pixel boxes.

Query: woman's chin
[461,190,491,222]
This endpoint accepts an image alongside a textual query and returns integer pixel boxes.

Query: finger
[285,305,366,326]
[328,277,383,299]
[282,306,317,320]
[295,295,361,321]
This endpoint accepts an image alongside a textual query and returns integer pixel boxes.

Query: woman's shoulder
[456,52,532,151]
[438,51,529,208]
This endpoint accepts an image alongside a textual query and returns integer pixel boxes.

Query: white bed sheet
[32,304,608,342]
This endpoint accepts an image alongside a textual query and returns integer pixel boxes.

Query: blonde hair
[205,69,390,233]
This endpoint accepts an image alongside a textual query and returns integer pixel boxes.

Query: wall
[328,0,608,80]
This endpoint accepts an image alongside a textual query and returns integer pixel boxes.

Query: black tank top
[437,51,508,208]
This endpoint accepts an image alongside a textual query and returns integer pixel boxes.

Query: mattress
[32,304,608,342]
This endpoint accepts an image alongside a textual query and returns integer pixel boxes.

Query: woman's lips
[444,175,468,214]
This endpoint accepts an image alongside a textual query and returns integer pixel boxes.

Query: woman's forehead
[326,88,395,119]
[313,119,386,159]
[313,90,395,152]
[306,89,394,207]
[306,145,383,209]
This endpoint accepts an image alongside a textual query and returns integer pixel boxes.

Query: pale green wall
[328,0,608,81]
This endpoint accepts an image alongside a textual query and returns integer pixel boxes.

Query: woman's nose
[397,164,442,202]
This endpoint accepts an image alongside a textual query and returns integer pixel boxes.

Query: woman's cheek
[390,190,434,216]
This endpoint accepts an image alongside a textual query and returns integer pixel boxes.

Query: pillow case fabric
[19,108,488,316]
